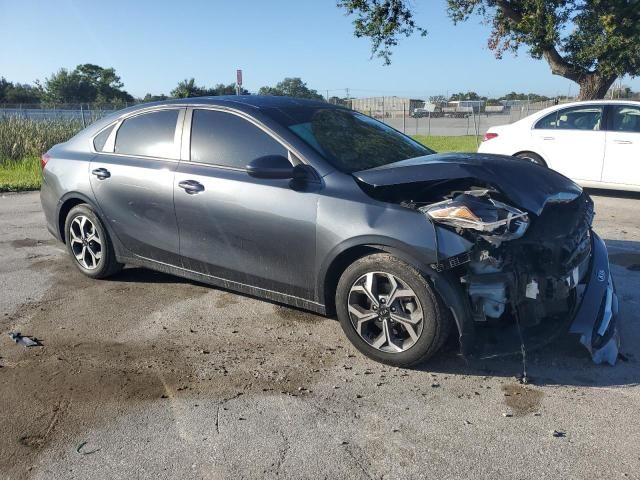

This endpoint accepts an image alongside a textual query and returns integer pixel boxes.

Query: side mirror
[246,155,295,179]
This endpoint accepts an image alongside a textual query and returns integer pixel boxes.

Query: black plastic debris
[8,332,41,347]
[76,441,101,455]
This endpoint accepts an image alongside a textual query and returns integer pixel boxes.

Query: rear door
[602,104,640,188]
[89,108,184,264]
[531,104,605,182]
[173,108,319,300]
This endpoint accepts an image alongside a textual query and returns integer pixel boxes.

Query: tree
[501,92,551,102]
[171,78,204,98]
[170,79,248,98]
[0,77,41,103]
[142,93,169,102]
[258,77,324,100]
[38,64,133,105]
[338,0,640,100]
[449,91,483,101]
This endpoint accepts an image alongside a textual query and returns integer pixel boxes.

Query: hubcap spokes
[69,215,102,270]
[348,272,423,353]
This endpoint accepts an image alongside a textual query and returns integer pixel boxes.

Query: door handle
[613,139,632,145]
[178,180,205,194]
[542,136,555,140]
[91,168,111,180]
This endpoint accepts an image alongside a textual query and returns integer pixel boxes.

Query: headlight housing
[420,190,529,242]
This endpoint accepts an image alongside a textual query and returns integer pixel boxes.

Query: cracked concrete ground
[1,191,639,479]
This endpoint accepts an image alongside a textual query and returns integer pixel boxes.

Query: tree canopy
[338,0,640,99]
[258,77,324,100]
[170,78,248,98]
[38,64,133,105]
[0,78,41,103]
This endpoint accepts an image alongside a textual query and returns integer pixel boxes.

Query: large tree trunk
[541,46,617,100]
[577,74,618,100]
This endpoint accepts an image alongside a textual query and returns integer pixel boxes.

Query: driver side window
[535,106,603,131]
[190,109,289,168]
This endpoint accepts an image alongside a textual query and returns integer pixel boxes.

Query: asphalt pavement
[1,191,639,479]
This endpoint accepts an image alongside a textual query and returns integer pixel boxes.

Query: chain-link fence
[1,99,564,135]
[0,103,131,126]
[357,100,562,137]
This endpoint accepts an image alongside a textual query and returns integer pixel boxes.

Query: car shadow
[105,267,203,285]
[585,188,640,200]
[101,245,639,389]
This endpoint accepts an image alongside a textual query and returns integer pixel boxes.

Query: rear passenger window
[190,109,288,168]
[115,109,180,159]
[535,106,602,131]
[93,124,114,152]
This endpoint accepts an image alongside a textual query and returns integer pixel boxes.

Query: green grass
[0,157,41,192]
[413,135,481,153]
[0,116,83,192]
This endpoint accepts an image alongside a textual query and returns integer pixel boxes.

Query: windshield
[265,107,434,172]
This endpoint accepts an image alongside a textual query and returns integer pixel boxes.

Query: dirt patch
[216,292,240,308]
[0,257,341,477]
[10,238,57,248]
[273,305,324,324]
[502,384,544,417]
[609,252,640,271]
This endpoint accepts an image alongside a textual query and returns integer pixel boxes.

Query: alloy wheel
[347,271,424,353]
[69,215,102,270]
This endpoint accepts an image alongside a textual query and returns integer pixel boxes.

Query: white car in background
[478,100,640,191]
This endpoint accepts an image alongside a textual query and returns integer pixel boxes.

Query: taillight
[40,153,50,170]
[483,132,498,142]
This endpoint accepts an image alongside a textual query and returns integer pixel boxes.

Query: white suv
[478,100,640,192]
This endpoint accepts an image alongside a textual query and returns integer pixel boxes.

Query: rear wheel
[515,151,547,167]
[64,204,123,279]
[336,253,450,367]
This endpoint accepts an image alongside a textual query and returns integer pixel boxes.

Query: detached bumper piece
[569,233,620,365]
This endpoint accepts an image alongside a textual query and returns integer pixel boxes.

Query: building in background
[350,96,425,117]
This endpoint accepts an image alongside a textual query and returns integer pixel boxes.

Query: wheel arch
[513,150,548,167]
[57,192,102,244]
[320,240,474,354]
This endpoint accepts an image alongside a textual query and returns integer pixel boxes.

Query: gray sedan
[40,96,619,367]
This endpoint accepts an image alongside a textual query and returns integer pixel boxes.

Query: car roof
[137,95,332,111]
[517,99,640,125]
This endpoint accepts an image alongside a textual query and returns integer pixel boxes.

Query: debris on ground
[76,441,101,455]
[8,332,41,347]
[552,430,566,438]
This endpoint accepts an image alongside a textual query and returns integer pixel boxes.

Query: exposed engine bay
[358,174,616,364]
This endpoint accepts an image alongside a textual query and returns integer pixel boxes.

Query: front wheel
[336,254,451,367]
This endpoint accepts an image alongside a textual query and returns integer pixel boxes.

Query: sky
[2,0,639,100]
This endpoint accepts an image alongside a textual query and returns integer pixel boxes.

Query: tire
[515,151,547,167]
[336,253,451,367]
[64,204,123,279]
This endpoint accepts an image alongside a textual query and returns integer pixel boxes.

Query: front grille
[511,193,593,275]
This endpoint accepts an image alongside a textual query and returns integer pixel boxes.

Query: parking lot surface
[1,191,639,479]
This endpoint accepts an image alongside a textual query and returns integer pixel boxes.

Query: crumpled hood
[353,152,583,215]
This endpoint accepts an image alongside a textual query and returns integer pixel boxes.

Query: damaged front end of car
[355,153,620,365]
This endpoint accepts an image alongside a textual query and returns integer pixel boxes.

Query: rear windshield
[264,107,433,172]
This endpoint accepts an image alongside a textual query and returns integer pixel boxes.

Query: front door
[531,104,605,182]
[89,108,184,264]
[174,108,319,300]
[602,104,640,188]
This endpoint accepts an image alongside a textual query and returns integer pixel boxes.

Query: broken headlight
[420,190,529,242]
